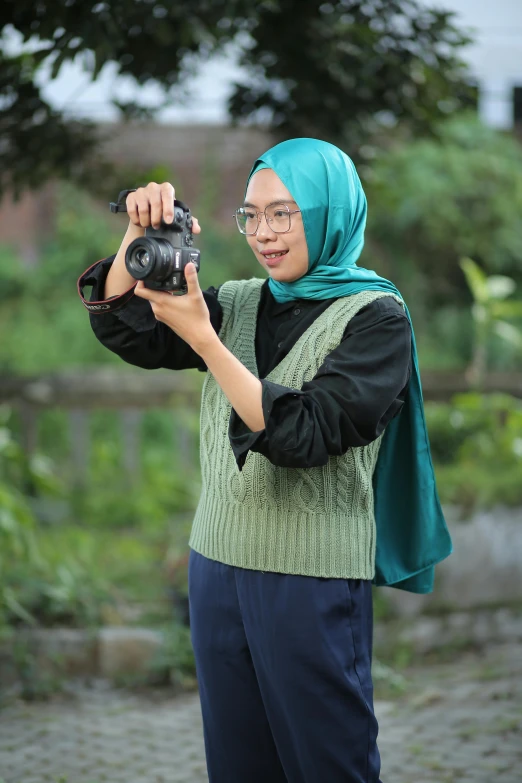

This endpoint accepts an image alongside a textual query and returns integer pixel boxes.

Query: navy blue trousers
[188,548,383,783]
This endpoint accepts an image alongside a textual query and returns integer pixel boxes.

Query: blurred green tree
[1,0,473,195]
[366,115,522,306]
[228,0,474,152]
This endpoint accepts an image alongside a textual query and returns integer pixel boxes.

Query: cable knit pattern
[189,278,404,578]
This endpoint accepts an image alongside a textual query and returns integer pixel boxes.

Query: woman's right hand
[126,182,201,234]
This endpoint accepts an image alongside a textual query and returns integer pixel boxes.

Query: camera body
[123,198,201,293]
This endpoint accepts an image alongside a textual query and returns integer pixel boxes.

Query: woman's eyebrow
[243,200,298,208]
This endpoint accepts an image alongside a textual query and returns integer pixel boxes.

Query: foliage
[71,441,201,530]
[0,49,101,198]
[0,406,114,630]
[0,183,123,372]
[61,405,200,529]
[229,0,473,152]
[372,659,408,696]
[1,0,473,195]
[146,622,198,690]
[6,547,112,629]
[8,403,202,533]
[459,258,522,387]
[366,115,522,307]
[0,405,49,627]
[414,305,473,372]
[23,523,188,626]
[0,398,198,630]
[426,393,522,514]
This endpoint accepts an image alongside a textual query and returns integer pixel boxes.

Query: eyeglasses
[233,203,301,235]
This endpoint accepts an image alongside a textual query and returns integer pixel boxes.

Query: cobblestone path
[0,640,520,783]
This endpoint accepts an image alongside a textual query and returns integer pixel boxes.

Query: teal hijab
[247,138,453,593]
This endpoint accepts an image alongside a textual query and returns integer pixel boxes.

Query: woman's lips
[262,250,289,267]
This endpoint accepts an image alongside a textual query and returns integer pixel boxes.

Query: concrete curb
[0,626,163,683]
[2,607,522,684]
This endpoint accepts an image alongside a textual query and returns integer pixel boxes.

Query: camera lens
[134,248,150,268]
[126,237,175,282]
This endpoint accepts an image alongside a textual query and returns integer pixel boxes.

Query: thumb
[185,261,200,293]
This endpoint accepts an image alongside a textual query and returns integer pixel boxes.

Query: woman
[79,138,452,783]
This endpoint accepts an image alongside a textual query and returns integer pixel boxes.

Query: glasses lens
[266,204,291,233]
[235,208,258,235]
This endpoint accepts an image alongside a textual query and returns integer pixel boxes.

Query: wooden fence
[1,369,201,485]
[2,368,522,484]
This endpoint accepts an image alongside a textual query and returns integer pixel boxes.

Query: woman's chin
[267,266,301,283]
[257,257,305,282]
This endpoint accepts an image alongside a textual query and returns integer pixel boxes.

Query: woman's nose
[256,213,276,239]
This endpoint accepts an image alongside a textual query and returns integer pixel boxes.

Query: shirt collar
[261,279,318,314]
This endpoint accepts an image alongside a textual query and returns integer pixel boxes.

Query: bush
[70,442,200,531]
[426,392,522,513]
[146,623,197,690]
[0,407,115,630]
[366,114,522,308]
[66,406,201,530]
[5,556,112,629]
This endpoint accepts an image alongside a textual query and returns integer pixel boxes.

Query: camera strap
[78,188,140,313]
[77,259,137,314]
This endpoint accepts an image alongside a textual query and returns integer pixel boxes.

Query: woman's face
[243,168,309,282]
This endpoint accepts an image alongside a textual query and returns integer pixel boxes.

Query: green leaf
[2,587,37,626]
[490,300,522,319]
[459,258,488,304]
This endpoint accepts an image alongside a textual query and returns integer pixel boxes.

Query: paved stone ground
[0,640,520,783]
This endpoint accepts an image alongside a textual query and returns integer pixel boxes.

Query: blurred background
[0,0,521,702]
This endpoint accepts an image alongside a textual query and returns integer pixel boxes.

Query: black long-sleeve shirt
[83,256,412,470]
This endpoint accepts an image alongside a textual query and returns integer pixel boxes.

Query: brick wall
[0,182,57,266]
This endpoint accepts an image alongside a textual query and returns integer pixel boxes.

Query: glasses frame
[233,203,302,235]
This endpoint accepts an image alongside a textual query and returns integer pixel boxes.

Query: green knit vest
[188,279,404,579]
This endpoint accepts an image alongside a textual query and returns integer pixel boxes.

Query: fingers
[136,266,200,302]
[126,182,176,229]
[134,280,153,300]
[134,280,167,302]
[137,192,152,227]
[126,190,140,226]
[150,188,163,230]
[161,183,175,225]
[127,187,152,227]
[125,182,200,234]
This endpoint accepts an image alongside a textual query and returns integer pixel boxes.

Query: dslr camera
[110,189,201,293]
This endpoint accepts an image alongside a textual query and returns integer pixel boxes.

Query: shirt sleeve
[229,297,412,470]
[84,256,223,371]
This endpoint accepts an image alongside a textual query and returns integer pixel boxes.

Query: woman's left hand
[134,262,215,354]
